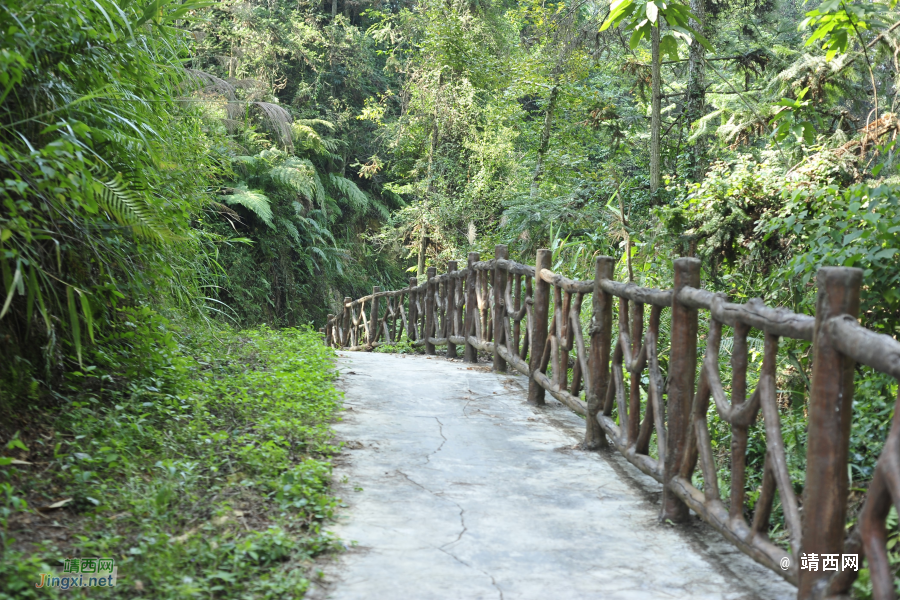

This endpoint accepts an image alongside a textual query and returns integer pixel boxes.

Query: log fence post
[493,245,508,372]
[513,273,521,354]
[585,256,614,449]
[662,257,700,523]
[528,249,551,405]
[464,252,479,363]
[425,267,436,355]
[407,278,418,343]
[447,261,458,358]
[799,267,862,598]
[342,297,351,347]
[368,286,380,350]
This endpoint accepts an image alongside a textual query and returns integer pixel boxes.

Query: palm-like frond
[221,186,275,228]
[96,174,176,240]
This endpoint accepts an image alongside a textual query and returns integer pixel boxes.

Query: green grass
[0,325,343,599]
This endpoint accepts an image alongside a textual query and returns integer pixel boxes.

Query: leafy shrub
[761,181,900,335]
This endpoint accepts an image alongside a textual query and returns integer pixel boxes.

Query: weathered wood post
[493,245,508,372]
[407,277,418,343]
[799,267,862,598]
[464,252,479,363]
[325,315,333,347]
[367,286,380,350]
[662,257,700,523]
[528,249,551,405]
[447,261,458,358]
[424,267,436,355]
[513,273,522,354]
[342,297,352,347]
[585,256,614,449]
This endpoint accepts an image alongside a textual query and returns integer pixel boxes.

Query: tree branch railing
[324,245,900,600]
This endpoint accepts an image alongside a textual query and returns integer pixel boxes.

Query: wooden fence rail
[323,246,900,600]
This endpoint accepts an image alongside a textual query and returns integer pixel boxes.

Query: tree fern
[95,174,177,240]
[221,186,275,228]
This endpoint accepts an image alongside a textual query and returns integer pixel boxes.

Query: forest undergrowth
[0,325,342,599]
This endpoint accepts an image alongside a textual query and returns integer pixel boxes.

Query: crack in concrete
[395,469,467,544]
[440,503,467,548]
[436,547,504,600]
[424,417,447,464]
[394,469,473,582]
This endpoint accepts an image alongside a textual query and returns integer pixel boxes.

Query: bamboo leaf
[67,287,82,367]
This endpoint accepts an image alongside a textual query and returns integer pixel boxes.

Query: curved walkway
[311,352,797,600]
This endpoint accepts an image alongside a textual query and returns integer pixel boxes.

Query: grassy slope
[1,325,342,599]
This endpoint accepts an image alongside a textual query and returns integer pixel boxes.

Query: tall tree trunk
[531,85,560,198]
[650,27,661,200]
[685,0,707,182]
[331,0,337,17]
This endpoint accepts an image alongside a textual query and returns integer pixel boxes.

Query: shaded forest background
[4,0,900,388]
[4,0,900,595]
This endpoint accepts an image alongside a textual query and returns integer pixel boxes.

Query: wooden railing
[324,245,900,600]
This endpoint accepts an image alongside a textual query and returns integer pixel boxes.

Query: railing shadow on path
[323,245,900,600]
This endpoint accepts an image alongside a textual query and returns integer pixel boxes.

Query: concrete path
[312,352,797,600]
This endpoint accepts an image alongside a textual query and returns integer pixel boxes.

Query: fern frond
[292,123,328,155]
[329,174,370,212]
[278,216,303,246]
[321,138,343,153]
[295,118,335,131]
[232,154,268,178]
[271,157,320,204]
[368,195,391,220]
[299,212,337,244]
[96,174,176,240]
[257,155,325,207]
[221,186,275,228]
